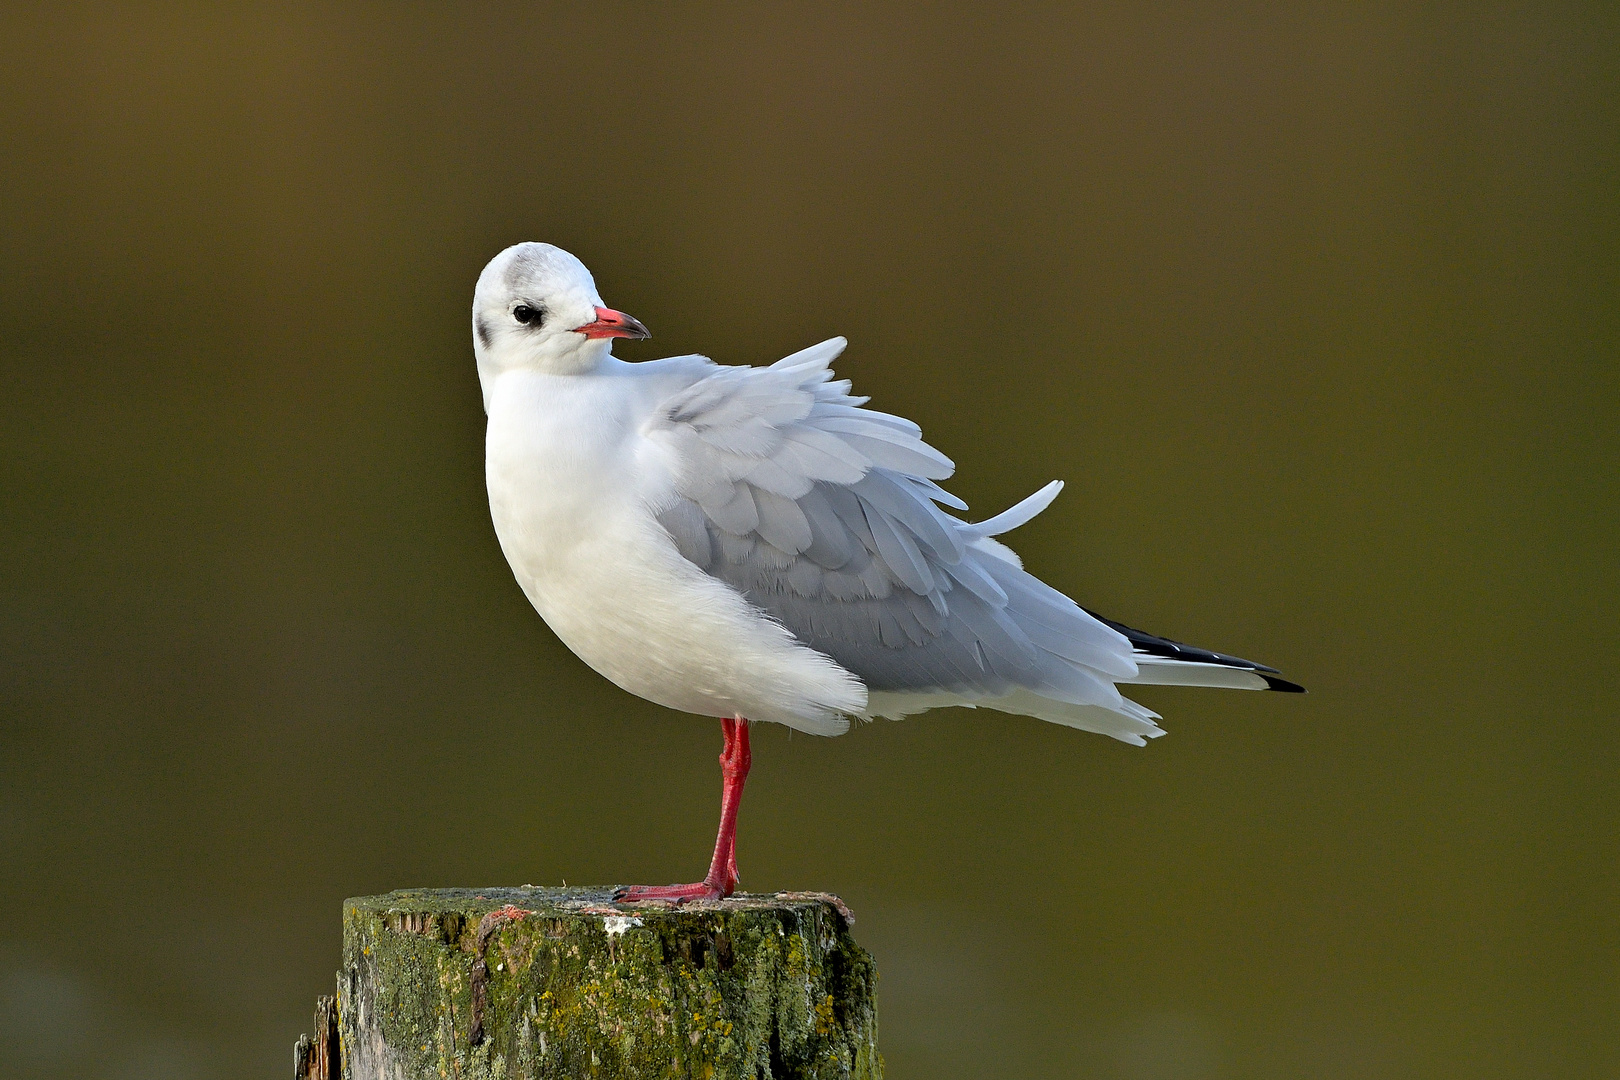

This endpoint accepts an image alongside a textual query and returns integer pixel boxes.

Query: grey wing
[643,338,1156,739]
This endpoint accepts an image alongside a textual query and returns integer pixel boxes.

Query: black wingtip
[1083,606,1303,692]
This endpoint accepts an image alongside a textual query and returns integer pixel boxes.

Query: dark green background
[1,3,1614,1078]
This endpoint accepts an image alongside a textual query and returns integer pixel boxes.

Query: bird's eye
[513,304,542,325]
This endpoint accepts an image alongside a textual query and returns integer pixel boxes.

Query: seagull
[474,242,1302,902]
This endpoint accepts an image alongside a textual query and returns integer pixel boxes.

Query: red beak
[574,306,650,340]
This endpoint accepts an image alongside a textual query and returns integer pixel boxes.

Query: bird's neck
[476,342,613,410]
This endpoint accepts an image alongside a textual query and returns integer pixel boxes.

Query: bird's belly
[525,526,734,710]
[488,469,839,723]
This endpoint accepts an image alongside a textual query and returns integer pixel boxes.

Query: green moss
[337,887,879,1079]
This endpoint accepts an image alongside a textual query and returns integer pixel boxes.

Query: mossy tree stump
[309,887,879,1080]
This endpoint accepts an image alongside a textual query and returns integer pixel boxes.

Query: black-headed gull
[474,242,1302,902]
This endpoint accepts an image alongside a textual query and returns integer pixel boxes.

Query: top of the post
[345,886,855,927]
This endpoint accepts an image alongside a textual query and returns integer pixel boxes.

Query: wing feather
[853,472,964,563]
[861,501,936,595]
[705,482,759,535]
[798,485,856,569]
[941,556,1010,608]
[752,487,814,554]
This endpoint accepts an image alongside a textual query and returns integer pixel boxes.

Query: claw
[614,881,729,903]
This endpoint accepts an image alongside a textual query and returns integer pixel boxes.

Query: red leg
[615,718,752,903]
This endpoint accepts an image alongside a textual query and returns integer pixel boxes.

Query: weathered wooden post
[295,886,880,1079]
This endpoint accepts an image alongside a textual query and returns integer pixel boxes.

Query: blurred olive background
[1,2,1615,1078]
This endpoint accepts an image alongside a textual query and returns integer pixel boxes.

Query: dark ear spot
[476,316,494,349]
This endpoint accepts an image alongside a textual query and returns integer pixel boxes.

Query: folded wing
[642,338,1179,743]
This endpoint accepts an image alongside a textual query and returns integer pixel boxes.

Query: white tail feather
[1120,656,1272,690]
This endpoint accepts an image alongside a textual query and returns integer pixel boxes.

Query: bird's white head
[472,242,649,384]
